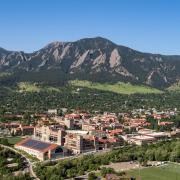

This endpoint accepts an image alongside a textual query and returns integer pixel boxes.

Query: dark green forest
[0,85,180,114]
[0,69,180,115]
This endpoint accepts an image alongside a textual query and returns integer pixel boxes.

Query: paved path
[39,148,112,165]
[0,144,39,180]
[39,145,128,165]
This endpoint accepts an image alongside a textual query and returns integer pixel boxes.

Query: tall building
[34,125,66,146]
[64,133,83,154]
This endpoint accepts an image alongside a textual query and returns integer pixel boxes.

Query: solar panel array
[23,139,39,147]
[34,143,50,150]
[21,139,52,151]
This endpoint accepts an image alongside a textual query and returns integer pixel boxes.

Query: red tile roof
[22,126,34,129]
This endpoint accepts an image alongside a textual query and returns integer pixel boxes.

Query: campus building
[11,125,34,136]
[15,138,66,161]
[34,125,66,146]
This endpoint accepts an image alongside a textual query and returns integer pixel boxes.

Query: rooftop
[131,135,156,141]
[15,138,59,152]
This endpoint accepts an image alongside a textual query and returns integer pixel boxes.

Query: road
[40,145,129,165]
[0,144,39,180]
[40,148,112,165]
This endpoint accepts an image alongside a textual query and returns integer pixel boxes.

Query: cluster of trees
[1,85,180,115]
[0,147,32,179]
[100,167,116,177]
[0,174,32,180]
[88,172,98,180]
[88,167,125,180]
[35,140,180,180]
[146,114,180,131]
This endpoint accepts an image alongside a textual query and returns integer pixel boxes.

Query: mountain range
[0,37,180,88]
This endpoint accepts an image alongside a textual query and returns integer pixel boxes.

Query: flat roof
[66,130,89,135]
[131,135,155,141]
[145,132,167,137]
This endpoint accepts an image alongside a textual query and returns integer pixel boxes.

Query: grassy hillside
[128,163,180,180]
[17,82,61,92]
[17,81,162,94]
[167,81,180,92]
[70,80,163,94]
[0,72,11,77]
[18,82,41,92]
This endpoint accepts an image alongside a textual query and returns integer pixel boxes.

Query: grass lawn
[17,82,62,92]
[45,86,61,92]
[7,137,23,145]
[18,82,41,92]
[70,80,162,94]
[0,72,11,77]
[127,163,180,180]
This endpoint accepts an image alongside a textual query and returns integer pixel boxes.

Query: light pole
[138,160,141,180]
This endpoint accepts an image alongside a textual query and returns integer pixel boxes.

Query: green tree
[88,172,97,180]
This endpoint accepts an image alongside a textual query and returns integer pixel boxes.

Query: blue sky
[0,0,180,55]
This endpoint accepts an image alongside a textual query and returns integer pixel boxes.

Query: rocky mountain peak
[0,37,180,88]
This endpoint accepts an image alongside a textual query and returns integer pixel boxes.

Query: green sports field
[7,137,23,145]
[128,163,180,180]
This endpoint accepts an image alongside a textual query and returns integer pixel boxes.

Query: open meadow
[128,163,180,180]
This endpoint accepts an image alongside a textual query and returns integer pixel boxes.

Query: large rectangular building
[15,138,65,161]
[129,135,156,145]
